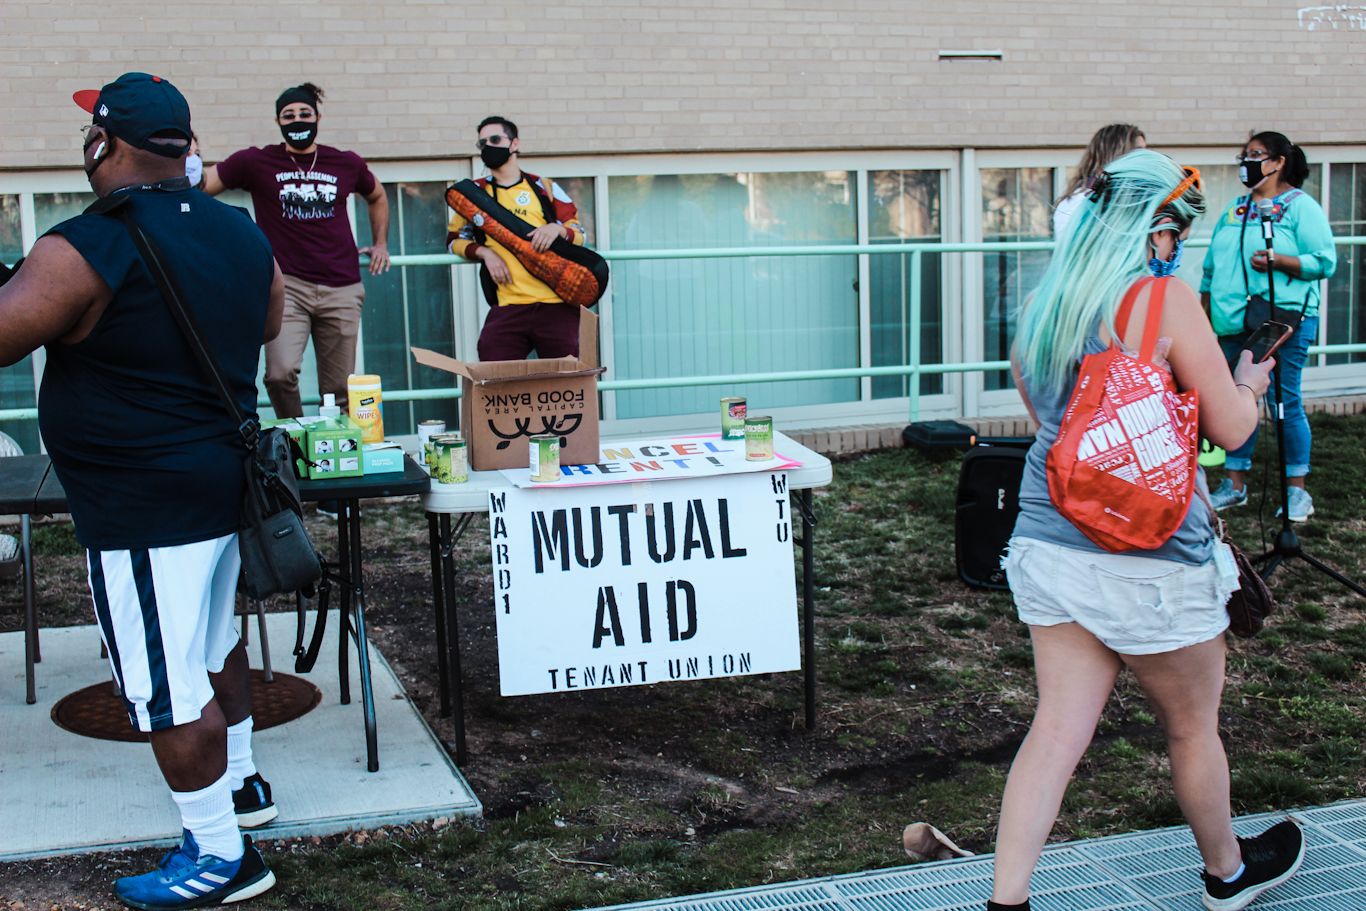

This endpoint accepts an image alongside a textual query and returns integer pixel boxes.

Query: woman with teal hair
[986,149,1300,911]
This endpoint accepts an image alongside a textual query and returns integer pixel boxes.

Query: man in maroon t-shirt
[203,82,389,418]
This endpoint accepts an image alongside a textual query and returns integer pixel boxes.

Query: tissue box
[362,440,405,474]
[303,416,363,480]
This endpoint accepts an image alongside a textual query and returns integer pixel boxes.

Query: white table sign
[499,433,803,488]
[489,471,800,696]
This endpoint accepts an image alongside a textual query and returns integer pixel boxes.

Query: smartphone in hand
[1243,320,1294,364]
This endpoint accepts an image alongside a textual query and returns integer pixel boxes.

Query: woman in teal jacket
[1200,132,1336,521]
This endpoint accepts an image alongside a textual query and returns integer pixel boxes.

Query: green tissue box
[303,416,363,480]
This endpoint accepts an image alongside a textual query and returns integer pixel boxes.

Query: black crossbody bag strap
[106,200,260,450]
[98,195,323,660]
[1239,195,1311,327]
[1239,199,1252,303]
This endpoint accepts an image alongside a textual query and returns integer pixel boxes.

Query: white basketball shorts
[86,533,241,732]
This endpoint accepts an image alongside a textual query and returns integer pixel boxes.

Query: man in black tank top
[0,73,284,908]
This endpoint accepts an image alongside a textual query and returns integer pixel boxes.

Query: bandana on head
[275,85,318,116]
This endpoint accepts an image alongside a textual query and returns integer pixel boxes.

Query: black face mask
[480,144,513,170]
[1239,159,1267,189]
[280,121,318,151]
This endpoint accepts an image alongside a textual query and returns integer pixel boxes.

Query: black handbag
[99,194,322,598]
[1238,200,1309,333]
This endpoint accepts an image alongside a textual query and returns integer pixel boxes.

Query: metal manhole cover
[50,670,321,742]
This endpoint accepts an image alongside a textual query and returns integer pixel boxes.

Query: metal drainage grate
[584,801,1366,911]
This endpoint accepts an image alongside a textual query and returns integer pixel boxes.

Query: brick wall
[4,1,1362,169]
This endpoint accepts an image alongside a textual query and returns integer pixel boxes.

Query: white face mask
[185,153,203,186]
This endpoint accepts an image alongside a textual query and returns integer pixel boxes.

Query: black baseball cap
[73,72,191,159]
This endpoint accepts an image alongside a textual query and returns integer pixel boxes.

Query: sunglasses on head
[1159,166,1202,209]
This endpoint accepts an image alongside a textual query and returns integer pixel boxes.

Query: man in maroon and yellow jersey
[446,115,590,361]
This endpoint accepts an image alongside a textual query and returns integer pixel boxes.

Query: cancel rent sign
[488,471,799,696]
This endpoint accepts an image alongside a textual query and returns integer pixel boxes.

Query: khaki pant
[264,276,364,418]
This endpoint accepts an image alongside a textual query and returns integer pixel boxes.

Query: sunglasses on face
[476,134,510,150]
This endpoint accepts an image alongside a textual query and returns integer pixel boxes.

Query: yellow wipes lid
[348,374,382,387]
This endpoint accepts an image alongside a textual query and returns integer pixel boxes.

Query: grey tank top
[1011,333,1215,566]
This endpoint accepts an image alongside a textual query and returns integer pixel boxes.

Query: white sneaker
[1276,487,1314,523]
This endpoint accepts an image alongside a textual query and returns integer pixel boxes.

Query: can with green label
[530,434,561,482]
[744,415,774,461]
[433,434,467,484]
[418,419,446,469]
[720,397,747,440]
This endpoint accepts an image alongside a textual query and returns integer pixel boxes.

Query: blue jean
[1217,315,1316,477]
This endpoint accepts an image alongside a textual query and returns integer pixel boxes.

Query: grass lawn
[2,412,1365,910]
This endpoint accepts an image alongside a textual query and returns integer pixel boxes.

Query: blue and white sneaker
[115,832,275,909]
[1210,478,1249,511]
[1276,486,1315,523]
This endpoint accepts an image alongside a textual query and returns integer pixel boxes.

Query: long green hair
[1019,149,1206,389]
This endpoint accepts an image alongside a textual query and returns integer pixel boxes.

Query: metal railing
[3,237,1366,424]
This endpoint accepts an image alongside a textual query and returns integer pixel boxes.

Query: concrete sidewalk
[587,801,1366,910]
[0,614,480,861]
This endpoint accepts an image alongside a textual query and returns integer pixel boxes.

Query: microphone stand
[1252,202,1366,597]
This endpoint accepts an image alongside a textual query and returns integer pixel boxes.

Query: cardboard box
[303,416,363,480]
[411,309,604,471]
[362,440,405,474]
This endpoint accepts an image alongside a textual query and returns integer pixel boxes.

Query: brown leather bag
[1223,532,1277,638]
[1204,497,1278,638]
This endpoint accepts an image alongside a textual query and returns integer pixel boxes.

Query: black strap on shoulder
[94,195,260,451]
[1238,197,1251,300]
[1237,193,1310,321]
[528,175,558,225]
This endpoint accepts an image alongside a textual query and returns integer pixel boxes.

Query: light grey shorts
[1003,536,1235,655]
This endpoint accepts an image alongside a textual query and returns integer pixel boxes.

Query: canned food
[433,434,467,484]
[530,434,561,483]
[418,419,446,469]
[744,415,774,461]
[720,397,747,440]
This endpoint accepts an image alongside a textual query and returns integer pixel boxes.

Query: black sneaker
[1202,820,1305,911]
[232,773,279,829]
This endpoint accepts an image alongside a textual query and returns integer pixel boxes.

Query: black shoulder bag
[97,194,322,599]
[1238,195,1310,334]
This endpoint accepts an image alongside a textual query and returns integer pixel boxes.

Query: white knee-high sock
[171,772,243,863]
[226,716,257,791]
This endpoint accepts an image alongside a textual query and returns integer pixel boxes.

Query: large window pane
[1327,163,1366,366]
[35,191,97,235]
[609,171,859,419]
[357,181,461,435]
[982,168,1052,391]
[869,170,944,397]
[0,195,37,453]
[555,177,596,243]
